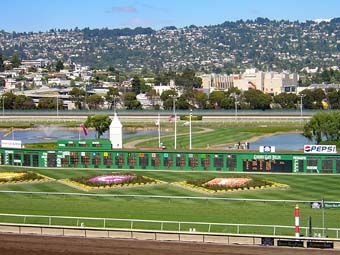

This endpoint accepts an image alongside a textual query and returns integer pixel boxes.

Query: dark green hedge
[179,115,202,121]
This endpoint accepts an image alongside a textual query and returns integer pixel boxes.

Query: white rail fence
[0,213,339,238]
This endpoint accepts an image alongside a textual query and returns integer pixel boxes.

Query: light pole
[113,95,119,113]
[299,94,305,122]
[2,94,4,117]
[234,95,238,121]
[56,94,59,117]
[157,112,161,148]
[231,93,238,120]
[322,198,325,237]
[170,95,177,150]
[189,109,192,150]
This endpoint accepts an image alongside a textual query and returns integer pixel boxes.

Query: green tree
[13,95,35,110]
[123,92,142,109]
[194,91,208,110]
[303,112,340,143]
[105,87,120,110]
[175,69,202,92]
[84,115,112,139]
[160,90,177,110]
[69,87,86,110]
[87,94,104,110]
[209,91,225,109]
[11,54,21,68]
[146,89,159,109]
[273,93,299,109]
[2,92,16,109]
[131,76,142,94]
[0,53,5,72]
[244,89,272,110]
[300,89,325,109]
[38,97,62,110]
[55,59,64,72]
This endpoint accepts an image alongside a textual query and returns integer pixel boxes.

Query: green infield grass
[0,167,339,237]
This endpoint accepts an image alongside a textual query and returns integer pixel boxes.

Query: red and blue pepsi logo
[304,145,337,153]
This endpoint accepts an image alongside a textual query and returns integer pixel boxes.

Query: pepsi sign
[304,145,337,154]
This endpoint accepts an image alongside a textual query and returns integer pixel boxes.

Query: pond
[249,133,313,151]
[0,126,160,144]
[0,127,313,151]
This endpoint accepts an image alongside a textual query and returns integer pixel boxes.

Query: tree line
[0,86,337,111]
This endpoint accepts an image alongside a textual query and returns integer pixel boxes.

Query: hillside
[1,17,340,72]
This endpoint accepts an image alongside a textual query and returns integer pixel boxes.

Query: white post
[189,109,192,150]
[322,198,325,237]
[300,94,305,121]
[235,97,238,120]
[171,95,177,150]
[2,95,4,117]
[158,113,161,148]
[295,205,300,238]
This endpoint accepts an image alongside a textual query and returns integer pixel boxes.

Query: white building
[109,113,123,149]
[200,69,298,95]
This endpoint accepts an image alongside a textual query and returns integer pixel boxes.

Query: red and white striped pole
[295,205,300,238]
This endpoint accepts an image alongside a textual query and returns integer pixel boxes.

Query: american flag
[168,115,176,121]
[80,124,88,136]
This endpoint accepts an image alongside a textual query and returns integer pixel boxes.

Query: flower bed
[174,176,288,194]
[0,171,51,184]
[65,173,163,191]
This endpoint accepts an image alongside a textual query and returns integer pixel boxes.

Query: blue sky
[1,0,339,32]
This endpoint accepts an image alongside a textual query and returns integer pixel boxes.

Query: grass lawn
[123,123,302,149]
[0,167,339,237]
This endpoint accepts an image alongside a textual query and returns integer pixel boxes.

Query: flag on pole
[168,115,176,121]
[2,127,13,138]
[80,124,88,136]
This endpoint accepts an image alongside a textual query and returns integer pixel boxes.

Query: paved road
[1,233,339,255]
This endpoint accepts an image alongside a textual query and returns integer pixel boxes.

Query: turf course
[0,167,339,237]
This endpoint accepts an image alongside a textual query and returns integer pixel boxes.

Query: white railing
[0,213,339,238]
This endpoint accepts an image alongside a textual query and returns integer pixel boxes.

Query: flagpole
[189,109,192,150]
[170,95,177,150]
[158,113,161,148]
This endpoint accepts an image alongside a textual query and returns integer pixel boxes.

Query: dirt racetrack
[1,233,340,255]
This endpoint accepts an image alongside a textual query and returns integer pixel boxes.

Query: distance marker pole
[295,205,300,238]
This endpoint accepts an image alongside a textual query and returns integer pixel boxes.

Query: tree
[244,89,272,110]
[105,87,120,110]
[273,93,299,109]
[2,92,16,109]
[123,92,142,110]
[209,91,225,109]
[55,59,64,72]
[13,95,35,110]
[38,97,62,110]
[131,76,141,94]
[87,94,104,110]
[0,53,5,72]
[300,89,325,109]
[69,87,86,110]
[160,90,177,110]
[146,89,159,109]
[11,54,21,68]
[175,69,202,91]
[303,112,340,143]
[84,114,111,139]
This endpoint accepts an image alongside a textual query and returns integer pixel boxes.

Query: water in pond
[0,126,160,144]
[249,133,313,151]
